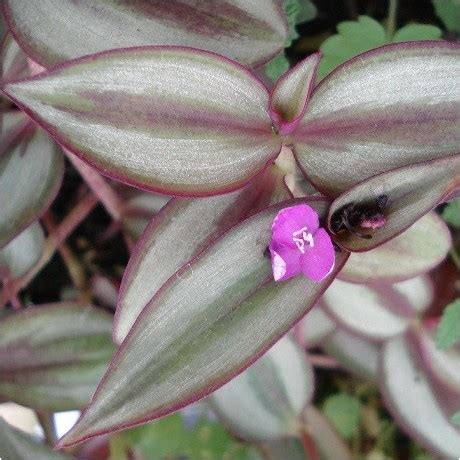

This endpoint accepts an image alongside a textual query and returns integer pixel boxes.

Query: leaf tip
[54,413,94,449]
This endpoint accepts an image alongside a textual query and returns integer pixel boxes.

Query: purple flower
[269,205,335,283]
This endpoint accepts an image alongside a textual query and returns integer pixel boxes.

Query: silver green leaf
[209,335,314,442]
[0,222,44,279]
[0,113,64,249]
[3,0,288,68]
[0,303,115,411]
[0,418,71,460]
[57,199,348,447]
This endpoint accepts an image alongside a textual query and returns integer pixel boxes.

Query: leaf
[0,303,115,411]
[318,15,444,80]
[295,0,317,24]
[302,305,335,347]
[263,0,317,82]
[2,0,288,68]
[1,34,30,81]
[1,47,281,197]
[433,0,460,33]
[209,336,314,441]
[327,155,460,252]
[114,413,252,460]
[269,52,320,134]
[283,0,301,43]
[0,222,44,279]
[380,334,460,459]
[416,328,460,394]
[258,439,305,460]
[318,16,386,79]
[442,198,460,228]
[322,393,361,439]
[339,212,452,283]
[0,113,64,249]
[322,277,432,341]
[115,166,290,344]
[0,418,71,460]
[121,193,170,241]
[294,42,460,197]
[436,299,460,350]
[283,0,317,43]
[56,199,348,447]
[264,53,290,82]
[303,406,353,460]
[323,328,379,380]
[393,24,442,42]
[452,412,460,426]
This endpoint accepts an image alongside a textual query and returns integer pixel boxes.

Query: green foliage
[393,24,442,42]
[322,393,362,439]
[318,15,442,79]
[264,0,317,81]
[284,0,317,43]
[433,0,460,33]
[436,299,460,350]
[452,411,460,425]
[318,16,386,79]
[442,199,460,228]
[264,53,291,81]
[110,413,253,460]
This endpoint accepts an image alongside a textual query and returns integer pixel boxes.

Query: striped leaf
[416,329,460,395]
[327,155,460,252]
[0,222,44,279]
[293,42,460,197]
[0,303,115,411]
[0,418,71,460]
[380,334,460,459]
[1,34,29,81]
[322,276,433,341]
[269,52,320,134]
[302,305,335,347]
[339,212,451,283]
[323,328,379,380]
[0,113,64,249]
[1,47,280,196]
[56,199,348,447]
[209,336,314,442]
[121,193,170,241]
[302,406,353,460]
[2,0,287,68]
[115,166,289,344]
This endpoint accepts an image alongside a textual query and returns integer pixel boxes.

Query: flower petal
[300,228,335,282]
[271,204,319,248]
[269,243,301,281]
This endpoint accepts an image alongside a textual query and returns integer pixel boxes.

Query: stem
[0,192,98,307]
[66,151,125,221]
[299,427,320,460]
[386,0,398,40]
[42,213,91,302]
[36,411,57,446]
[309,354,341,369]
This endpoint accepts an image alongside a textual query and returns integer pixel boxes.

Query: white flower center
[292,227,314,254]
